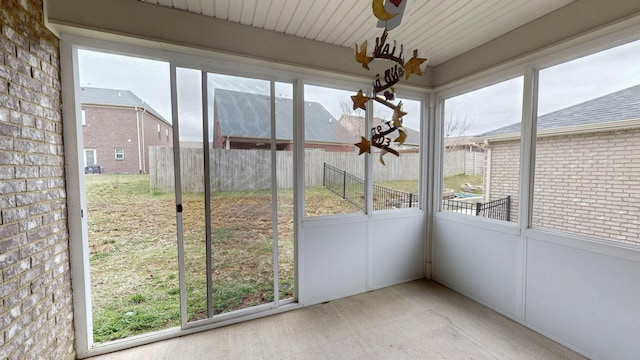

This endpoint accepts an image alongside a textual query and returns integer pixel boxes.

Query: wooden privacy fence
[443,150,484,177]
[149,147,421,193]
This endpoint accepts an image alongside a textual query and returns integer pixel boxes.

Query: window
[84,149,96,167]
[81,109,86,125]
[157,124,161,139]
[372,96,421,211]
[304,84,364,216]
[442,77,523,222]
[114,148,124,160]
[533,39,640,245]
[166,128,169,142]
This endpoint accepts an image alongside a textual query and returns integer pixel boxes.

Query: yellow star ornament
[391,105,407,128]
[404,49,428,80]
[351,90,370,111]
[355,40,374,70]
[355,136,371,155]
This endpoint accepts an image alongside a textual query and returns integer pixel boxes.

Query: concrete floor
[89,280,586,359]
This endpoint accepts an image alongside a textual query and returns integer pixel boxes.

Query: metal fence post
[506,195,511,222]
[323,163,326,187]
[342,170,347,199]
[475,202,482,216]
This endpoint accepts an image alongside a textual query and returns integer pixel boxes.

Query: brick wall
[532,129,640,244]
[486,140,520,222]
[83,105,172,174]
[488,128,640,244]
[0,0,76,359]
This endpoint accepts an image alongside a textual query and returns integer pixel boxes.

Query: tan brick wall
[0,0,76,359]
[488,128,640,244]
[532,129,640,244]
[486,140,520,222]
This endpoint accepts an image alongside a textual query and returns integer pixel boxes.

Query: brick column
[0,0,76,358]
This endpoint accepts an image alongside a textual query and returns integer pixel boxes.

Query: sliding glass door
[74,46,296,347]
[174,68,295,326]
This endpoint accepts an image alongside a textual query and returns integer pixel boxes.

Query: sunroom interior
[2,0,640,359]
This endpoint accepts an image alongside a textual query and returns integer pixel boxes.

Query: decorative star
[391,103,407,127]
[355,40,374,70]
[404,49,428,80]
[354,136,371,155]
[394,128,407,145]
[351,89,370,111]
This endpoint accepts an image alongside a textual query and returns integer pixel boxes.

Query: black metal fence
[442,195,511,221]
[323,163,365,210]
[323,163,418,211]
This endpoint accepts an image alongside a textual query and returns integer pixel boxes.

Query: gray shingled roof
[479,84,640,138]
[215,89,356,144]
[339,114,420,146]
[79,87,169,124]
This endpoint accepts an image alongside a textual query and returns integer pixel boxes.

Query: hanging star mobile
[352,0,428,165]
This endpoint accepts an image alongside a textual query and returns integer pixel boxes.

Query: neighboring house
[476,84,640,237]
[213,89,356,151]
[80,87,173,174]
[338,114,420,151]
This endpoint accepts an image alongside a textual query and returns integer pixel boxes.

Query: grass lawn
[85,174,437,342]
[443,174,483,194]
[87,174,367,342]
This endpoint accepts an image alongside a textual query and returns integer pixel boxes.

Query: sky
[444,38,640,136]
[78,36,640,139]
[78,49,421,142]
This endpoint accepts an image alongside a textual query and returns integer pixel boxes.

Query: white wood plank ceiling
[139,0,574,66]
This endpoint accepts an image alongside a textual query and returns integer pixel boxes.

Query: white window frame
[114,148,124,160]
[84,148,96,167]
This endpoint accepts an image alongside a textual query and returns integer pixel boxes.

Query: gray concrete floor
[89,280,586,359]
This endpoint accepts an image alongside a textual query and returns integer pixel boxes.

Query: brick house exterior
[80,87,173,174]
[482,140,520,222]
[0,1,76,359]
[479,85,640,242]
[532,129,640,241]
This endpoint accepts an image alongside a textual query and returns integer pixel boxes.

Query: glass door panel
[78,49,177,342]
[207,73,275,315]
[176,67,208,321]
[275,82,295,300]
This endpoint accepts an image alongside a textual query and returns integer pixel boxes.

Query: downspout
[484,139,491,202]
[141,108,146,173]
[136,107,142,173]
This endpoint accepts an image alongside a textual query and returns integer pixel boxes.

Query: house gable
[214,89,357,148]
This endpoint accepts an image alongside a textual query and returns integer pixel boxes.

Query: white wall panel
[525,231,640,360]
[299,218,368,306]
[369,214,425,289]
[433,214,519,318]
